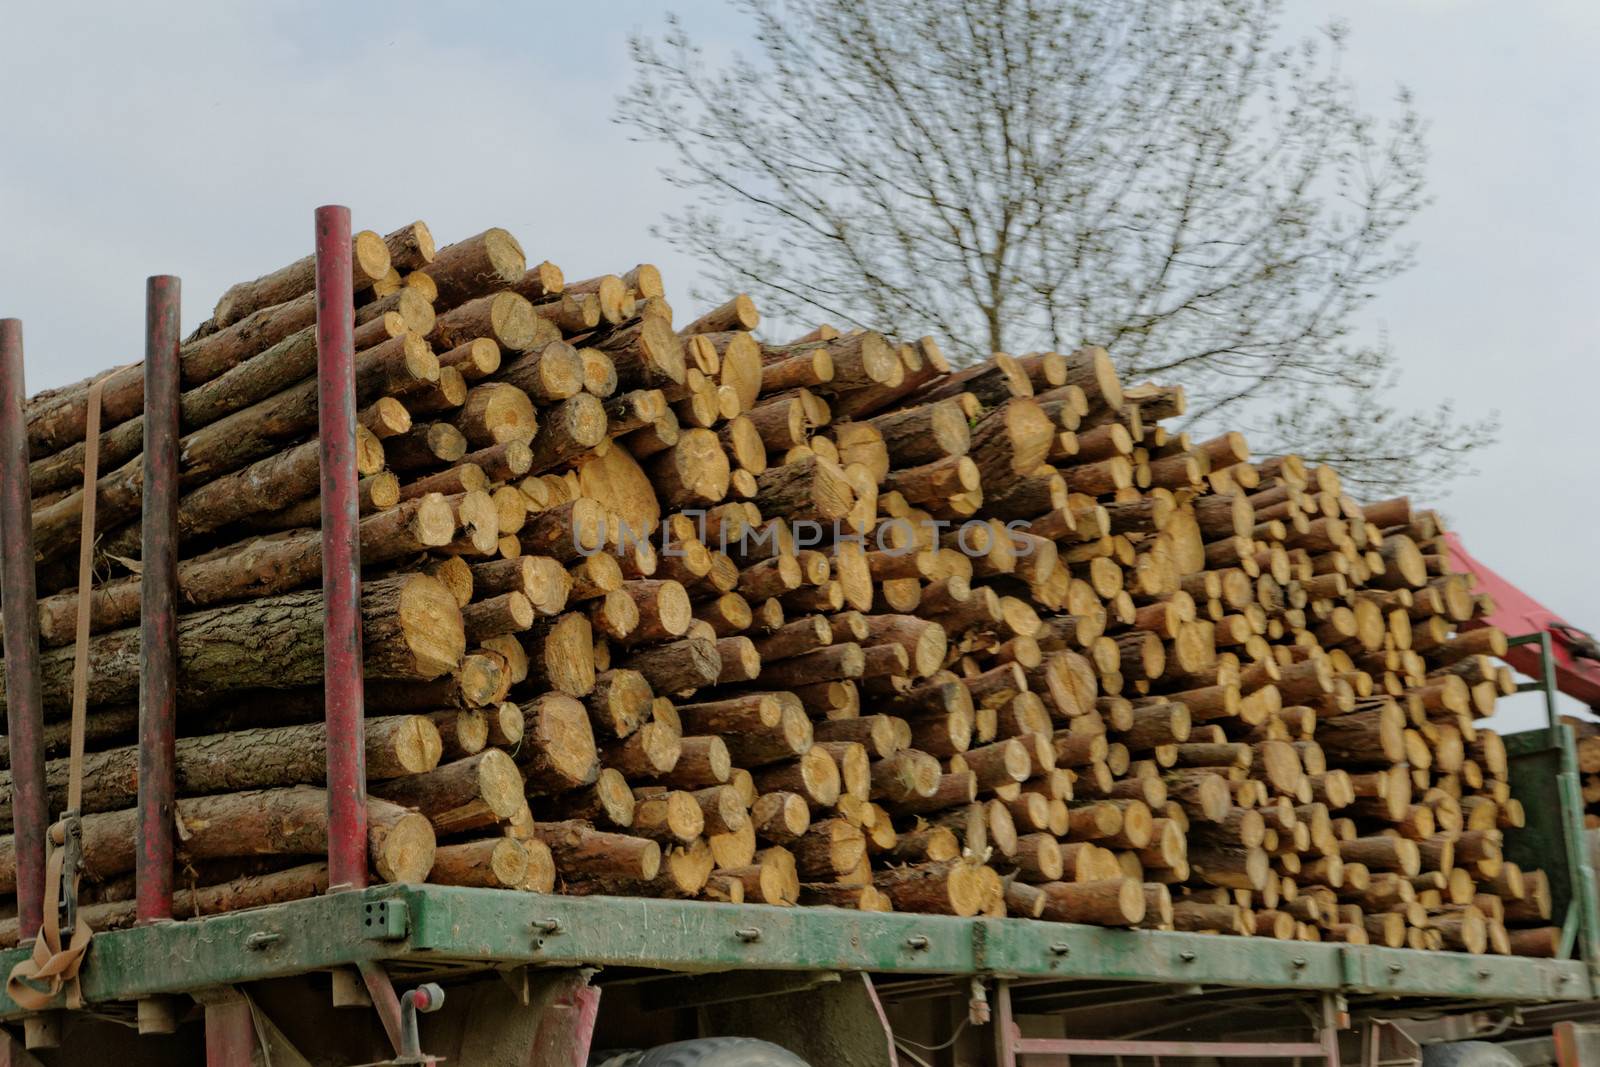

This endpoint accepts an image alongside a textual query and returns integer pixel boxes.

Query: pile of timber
[0,221,1560,957]
[1565,718,1600,829]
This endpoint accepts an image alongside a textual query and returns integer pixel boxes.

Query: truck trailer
[0,208,1594,1066]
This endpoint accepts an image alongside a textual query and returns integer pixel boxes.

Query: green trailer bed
[5,721,1592,1022]
[0,713,1593,1064]
[0,885,1588,1024]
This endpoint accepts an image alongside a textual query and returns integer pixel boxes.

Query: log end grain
[374,811,438,884]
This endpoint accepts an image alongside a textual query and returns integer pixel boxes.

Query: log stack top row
[0,219,1558,961]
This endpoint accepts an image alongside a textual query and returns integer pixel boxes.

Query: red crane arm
[1447,533,1600,709]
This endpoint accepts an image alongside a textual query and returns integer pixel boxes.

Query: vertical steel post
[315,205,368,891]
[203,997,257,1067]
[1319,992,1344,1065]
[992,979,1017,1067]
[1539,631,1560,735]
[0,1025,48,1065]
[0,319,47,942]
[136,276,181,925]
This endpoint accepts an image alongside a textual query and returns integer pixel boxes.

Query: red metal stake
[315,205,368,891]
[532,975,602,1067]
[136,276,181,925]
[0,318,48,942]
[203,997,257,1066]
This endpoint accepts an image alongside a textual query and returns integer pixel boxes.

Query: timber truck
[3,208,1600,1067]
[0,678,1593,1066]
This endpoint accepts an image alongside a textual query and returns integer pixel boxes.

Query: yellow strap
[68,377,104,812]
[6,849,90,1011]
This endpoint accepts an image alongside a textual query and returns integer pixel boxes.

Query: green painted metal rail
[1,634,1591,1025]
[0,886,1590,1021]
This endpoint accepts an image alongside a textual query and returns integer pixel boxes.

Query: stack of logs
[1565,718,1600,829]
[0,221,1561,957]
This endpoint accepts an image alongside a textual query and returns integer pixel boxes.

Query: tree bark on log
[214,229,391,326]
[4,574,464,714]
[4,787,435,888]
[0,715,440,819]
[371,749,525,836]
[0,862,330,947]
[625,636,723,695]
[429,838,530,888]
[873,860,984,916]
[518,693,601,796]
[34,495,456,645]
[31,337,439,566]
[425,228,527,308]
[532,820,661,885]
[547,768,636,829]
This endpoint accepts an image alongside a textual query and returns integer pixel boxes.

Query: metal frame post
[203,995,258,1067]
[315,205,368,891]
[136,276,181,925]
[993,977,1016,1067]
[0,319,48,942]
[0,1025,47,1066]
[1319,991,1345,1064]
[1507,631,1561,736]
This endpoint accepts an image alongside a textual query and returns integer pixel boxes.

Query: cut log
[35,495,456,644]
[425,228,526,307]
[625,636,723,695]
[517,693,601,795]
[527,394,608,474]
[751,792,812,844]
[873,860,984,917]
[430,838,530,888]
[0,863,332,946]
[532,821,661,886]
[372,749,525,835]
[1037,878,1145,925]
[548,768,637,829]
[524,613,599,698]
[0,715,441,818]
[585,669,655,739]
[19,787,434,887]
[214,229,391,326]
[3,574,463,714]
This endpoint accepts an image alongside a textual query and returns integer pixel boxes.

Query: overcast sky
[2,1,1593,732]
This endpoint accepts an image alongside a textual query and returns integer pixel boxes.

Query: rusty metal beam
[136,276,181,925]
[203,994,258,1067]
[0,1025,46,1066]
[0,318,47,943]
[314,205,367,892]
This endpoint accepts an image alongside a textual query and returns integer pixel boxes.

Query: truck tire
[1421,1041,1522,1067]
[627,1037,812,1067]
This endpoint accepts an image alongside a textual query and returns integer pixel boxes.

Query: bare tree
[619,0,1496,494]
